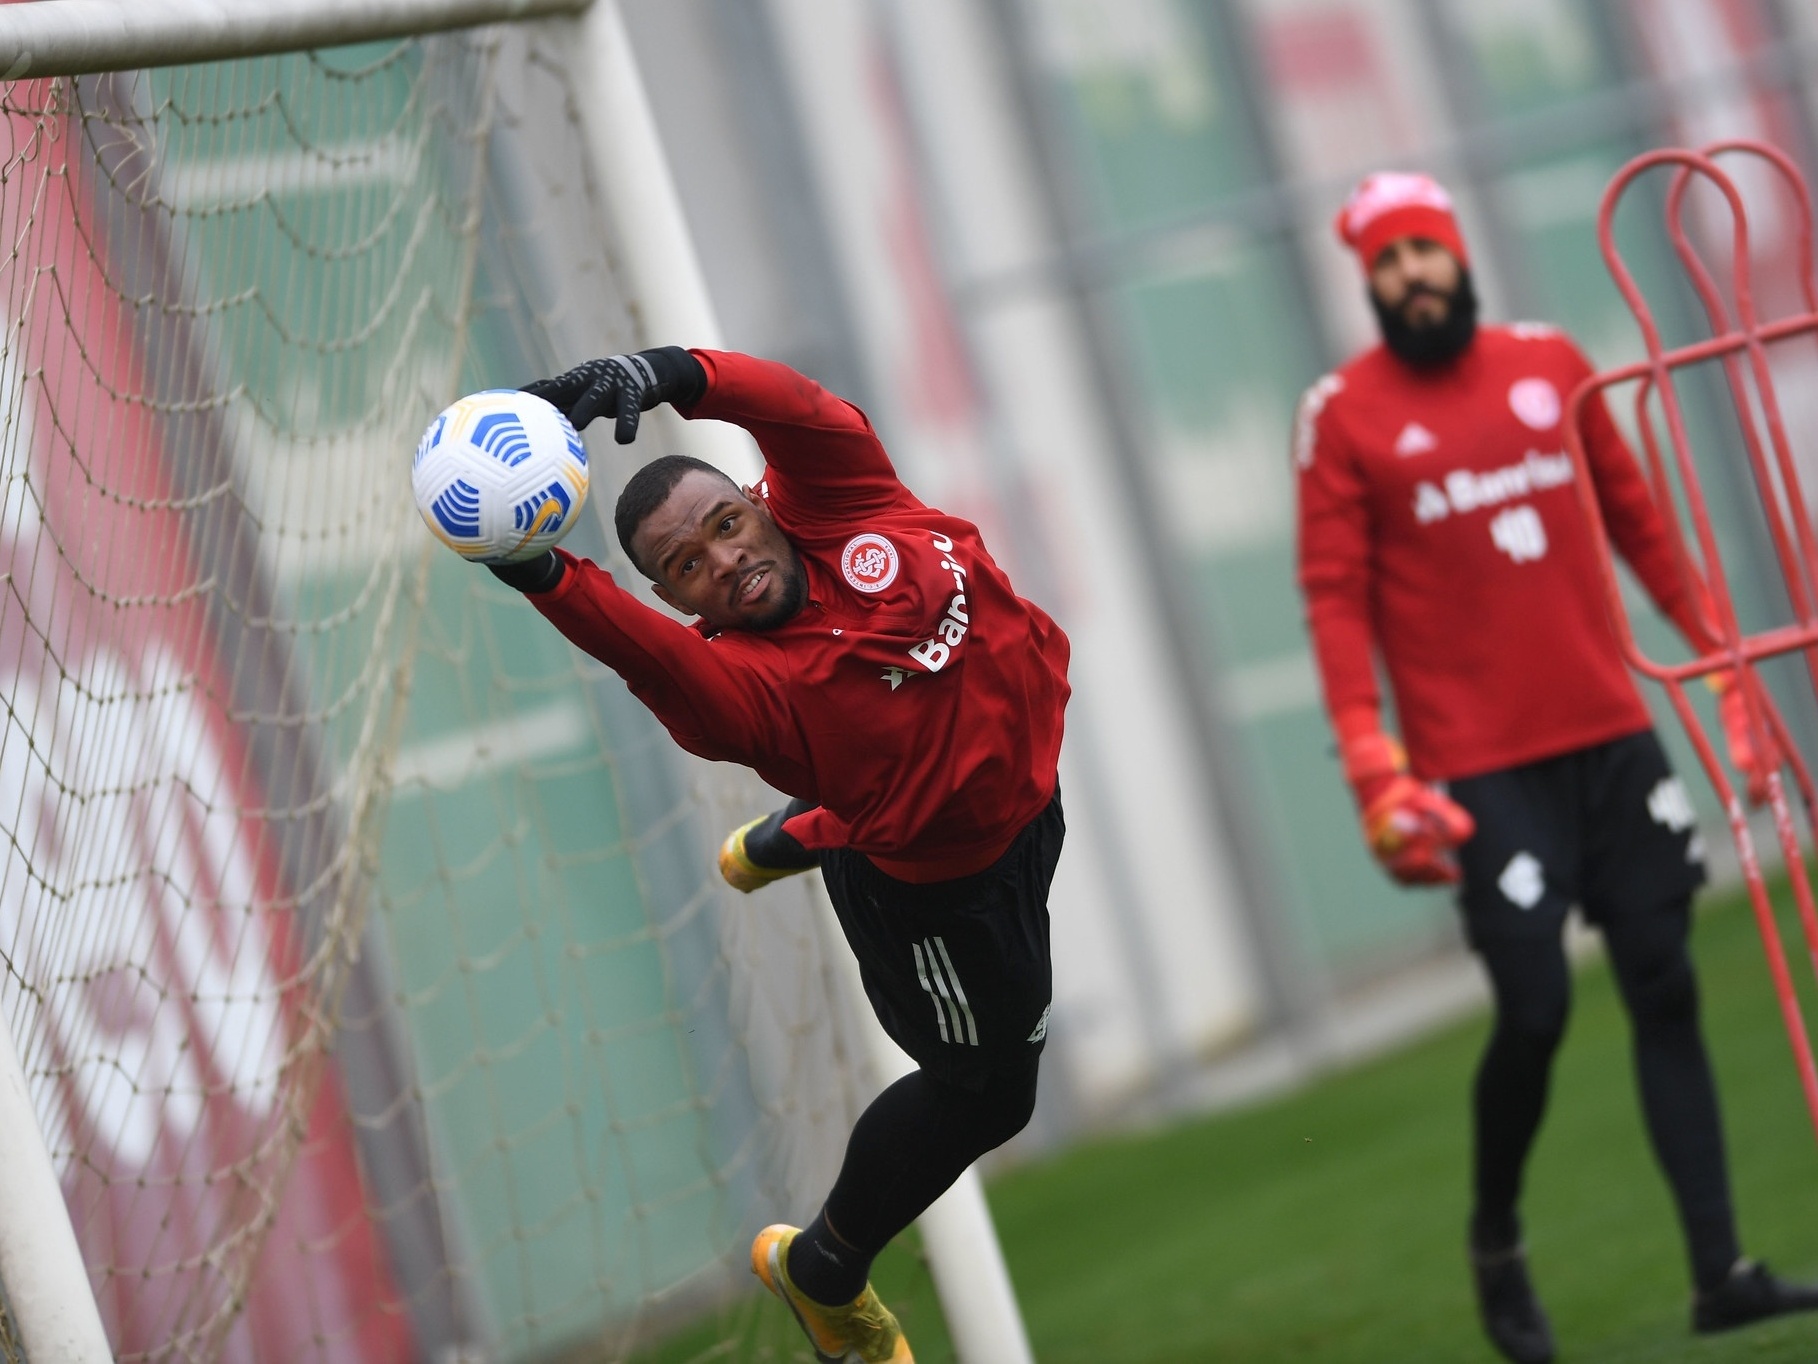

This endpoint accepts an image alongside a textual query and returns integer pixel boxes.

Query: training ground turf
[640,878,1818,1362]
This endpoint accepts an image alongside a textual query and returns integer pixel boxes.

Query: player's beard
[744,550,808,631]
[1372,267,1479,368]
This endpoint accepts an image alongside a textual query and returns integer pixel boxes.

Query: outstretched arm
[521,346,906,519]
[682,350,906,520]
[497,549,788,769]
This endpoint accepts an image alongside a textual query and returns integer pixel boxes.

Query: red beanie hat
[1335,171,1468,270]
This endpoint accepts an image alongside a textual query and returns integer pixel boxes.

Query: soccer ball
[412,389,590,564]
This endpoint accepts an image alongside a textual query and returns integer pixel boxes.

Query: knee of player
[1621,954,1700,1028]
[1496,993,1570,1050]
[1607,901,1702,1025]
[983,1059,1040,1144]
[1002,1082,1038,1142]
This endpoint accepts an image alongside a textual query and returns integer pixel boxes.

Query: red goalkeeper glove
[1711,672,1779,807]
[1338,719,1476,886]
[1664,580,1778,805]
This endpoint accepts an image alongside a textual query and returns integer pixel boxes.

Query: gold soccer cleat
[718,818,814,893]
[749,1224,914,1364]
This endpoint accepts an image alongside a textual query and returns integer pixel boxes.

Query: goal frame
[0,3,1032,1361]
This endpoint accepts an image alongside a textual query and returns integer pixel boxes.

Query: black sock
[787,1059,1041,1307]
[786,1209,870,1308]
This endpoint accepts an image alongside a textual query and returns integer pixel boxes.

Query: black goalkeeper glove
[488,551,566,594]
[520,346,707,444]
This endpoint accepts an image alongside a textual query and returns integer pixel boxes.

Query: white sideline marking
[387,697,591,794]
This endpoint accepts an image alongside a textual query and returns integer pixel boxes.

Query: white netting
[0,23,876,1363]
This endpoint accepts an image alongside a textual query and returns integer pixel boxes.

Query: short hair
[614,454,738,577]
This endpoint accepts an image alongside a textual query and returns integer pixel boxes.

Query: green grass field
[989,879,1818,1363]
[642,879,1818,1362]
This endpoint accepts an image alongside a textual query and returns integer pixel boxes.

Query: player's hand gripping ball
[413,389,589,564]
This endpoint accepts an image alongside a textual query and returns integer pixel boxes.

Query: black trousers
[819,792,1062,1092]
[813,792,1062,1253]
[1447,733,1738,1287]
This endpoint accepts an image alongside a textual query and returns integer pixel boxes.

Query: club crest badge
[841,532,900,593]
[1508,377,1561,431]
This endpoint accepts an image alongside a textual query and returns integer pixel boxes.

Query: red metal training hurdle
[1564,139,1818,1143]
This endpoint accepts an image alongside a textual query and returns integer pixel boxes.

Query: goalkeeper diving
[487,347,1069,1363]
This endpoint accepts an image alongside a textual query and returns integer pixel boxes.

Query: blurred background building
[619,0,1818,1140]
[6,3,1818,1357]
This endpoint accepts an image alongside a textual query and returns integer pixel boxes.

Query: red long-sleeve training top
[526,350,1071,881]
[1295,323,1706,781]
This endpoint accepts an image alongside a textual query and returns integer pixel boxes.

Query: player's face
[635,469,807,632]
[1369,236,1463,328]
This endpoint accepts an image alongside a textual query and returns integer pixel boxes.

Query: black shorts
[1446,730,1706,945]
[819,792,1063,1092]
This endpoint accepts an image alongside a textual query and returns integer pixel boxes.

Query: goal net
[0,15,894,1363]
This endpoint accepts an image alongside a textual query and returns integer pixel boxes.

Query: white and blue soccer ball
[412,389,590,564]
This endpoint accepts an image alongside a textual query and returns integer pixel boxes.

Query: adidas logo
[1027,1003,1052,1044]
[1394,421,1438,457]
